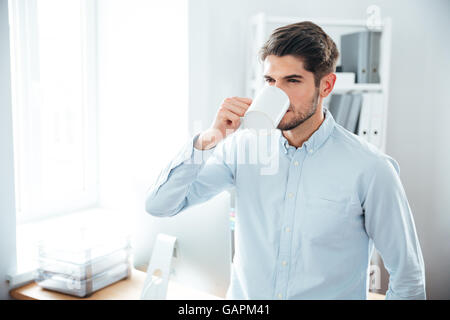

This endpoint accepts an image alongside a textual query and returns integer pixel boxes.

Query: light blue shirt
[145,107,426,300]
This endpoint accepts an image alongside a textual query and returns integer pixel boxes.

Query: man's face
[263,55,320,131]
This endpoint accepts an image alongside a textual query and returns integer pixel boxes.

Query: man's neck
[281,105,325,149]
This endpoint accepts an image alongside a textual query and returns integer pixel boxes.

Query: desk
[10,268,386,300]
[10,268,220,300]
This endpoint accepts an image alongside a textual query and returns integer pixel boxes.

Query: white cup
[242,86,290,131]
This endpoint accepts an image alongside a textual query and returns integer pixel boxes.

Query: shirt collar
[278,107,335,154]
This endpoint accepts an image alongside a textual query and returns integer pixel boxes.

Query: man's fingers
[219,108,241,124]
[217,96,253,126]
[222,101,247,117]
[233,97,253,105]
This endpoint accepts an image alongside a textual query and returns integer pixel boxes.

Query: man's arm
[363,155,426,299]
[145,132,235,217]
[145,96,251,217]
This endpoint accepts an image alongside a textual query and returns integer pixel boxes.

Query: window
[8,0,189,281]
[9,0,98,224]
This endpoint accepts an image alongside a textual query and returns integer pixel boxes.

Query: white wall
[0,0,17,300]
[189,0,450,299]
[96,0,189,267]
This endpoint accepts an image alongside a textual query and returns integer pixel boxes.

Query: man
[145,21,426,299]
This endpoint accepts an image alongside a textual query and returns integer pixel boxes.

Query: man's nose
[268,81,283,90]
[274,82,285,91]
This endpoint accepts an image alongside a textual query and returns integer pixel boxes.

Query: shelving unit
[333,82,383,93]
[246,13,392,153]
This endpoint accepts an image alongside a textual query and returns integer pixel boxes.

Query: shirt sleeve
[145,132,235,217]
[363,155,426,300]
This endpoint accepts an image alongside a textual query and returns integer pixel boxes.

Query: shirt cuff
[190,132,216,164]
[150,133,216,195]
[165,132,217,174]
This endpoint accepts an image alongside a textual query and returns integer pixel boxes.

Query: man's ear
[319,73,336,98]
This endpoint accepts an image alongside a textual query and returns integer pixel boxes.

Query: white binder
[357,93,384,149]
[369,93,384,149]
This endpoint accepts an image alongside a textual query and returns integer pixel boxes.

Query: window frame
[9,0,99,224]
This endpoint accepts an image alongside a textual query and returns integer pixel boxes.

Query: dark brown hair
[259,21,339,87]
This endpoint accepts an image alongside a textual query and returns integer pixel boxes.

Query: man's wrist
[194,129,222,150]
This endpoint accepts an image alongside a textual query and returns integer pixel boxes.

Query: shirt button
[288,192,293,198]
[282,261,287,266]
[277,293,283,299]
[308,148,314,153]
[294,161,299,166]
[285,227,291,233]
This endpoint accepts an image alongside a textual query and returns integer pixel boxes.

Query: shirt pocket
[300,194,350,243]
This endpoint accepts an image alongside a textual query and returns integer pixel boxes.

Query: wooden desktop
[10,268,386,300]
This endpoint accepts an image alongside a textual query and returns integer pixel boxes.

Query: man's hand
[194,97,252,150]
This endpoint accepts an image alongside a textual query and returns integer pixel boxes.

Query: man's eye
[265,78,275,83]
[288,79,300,83]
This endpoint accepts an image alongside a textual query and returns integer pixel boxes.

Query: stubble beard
[277,88,320,131]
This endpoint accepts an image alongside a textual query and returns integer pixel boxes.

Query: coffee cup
[242,85,290,131]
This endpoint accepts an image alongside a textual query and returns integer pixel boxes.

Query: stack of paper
[34,226,131,297]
